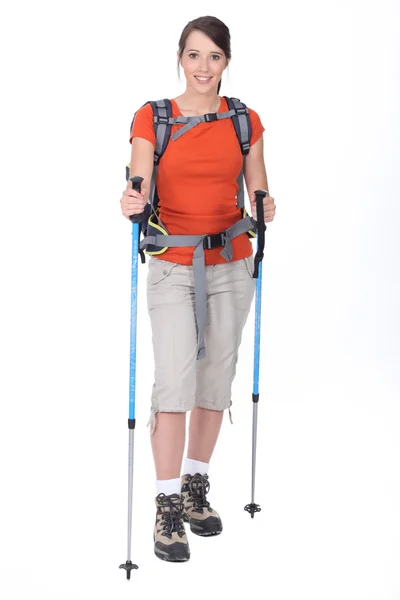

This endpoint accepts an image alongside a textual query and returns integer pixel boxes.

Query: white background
[1,0,399,598]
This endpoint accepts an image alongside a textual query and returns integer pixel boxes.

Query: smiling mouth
[194,76,213,82]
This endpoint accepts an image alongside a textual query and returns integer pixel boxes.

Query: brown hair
[177,16,231,95]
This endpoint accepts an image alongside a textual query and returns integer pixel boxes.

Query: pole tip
[119,560,139,579]
[244,503,261,518]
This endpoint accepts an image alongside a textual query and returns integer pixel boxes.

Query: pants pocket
[148,258,178,285]
[243,254,255,279]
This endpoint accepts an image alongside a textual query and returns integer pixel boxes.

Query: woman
[120,15,276,563]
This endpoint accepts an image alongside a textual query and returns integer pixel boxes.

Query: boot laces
[156,493,185,538]
[188,473,211,511]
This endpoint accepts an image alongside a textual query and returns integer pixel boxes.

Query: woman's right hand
[120,187,147,220]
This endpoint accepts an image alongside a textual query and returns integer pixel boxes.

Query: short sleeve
[248,108,265,147]
[129,103,156,148]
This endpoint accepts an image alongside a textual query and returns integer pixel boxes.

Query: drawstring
[146,408,158,435]
[228,400,233,424]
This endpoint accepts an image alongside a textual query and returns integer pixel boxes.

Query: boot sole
[191,530,222,537]
[183,513,223,536]
[154,551,190,562]
[153,533,190,562]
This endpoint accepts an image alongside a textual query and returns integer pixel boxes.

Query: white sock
[183,457,209,476]
[156,477,182,496]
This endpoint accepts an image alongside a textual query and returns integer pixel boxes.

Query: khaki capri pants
[146,254,256,435]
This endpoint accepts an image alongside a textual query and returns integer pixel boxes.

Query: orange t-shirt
[129,96,265,265]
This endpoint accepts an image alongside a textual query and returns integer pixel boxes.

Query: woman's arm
[243,135,269,197]
[243,135,276,222]
[120,136,155,221]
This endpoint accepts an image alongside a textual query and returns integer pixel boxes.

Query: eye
[188,53,221,60]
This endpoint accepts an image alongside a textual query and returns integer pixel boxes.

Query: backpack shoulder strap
[149,99,173,164]
[224,97,252,155]
[223,97,252,210]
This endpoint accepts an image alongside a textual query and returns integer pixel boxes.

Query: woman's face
[178,30,230,94]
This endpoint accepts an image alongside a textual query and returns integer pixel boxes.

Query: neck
[180,89,220,113]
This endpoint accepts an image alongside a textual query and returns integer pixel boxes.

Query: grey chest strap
[169,110,236,141]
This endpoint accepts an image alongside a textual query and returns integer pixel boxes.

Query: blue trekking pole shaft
[253,263,263,395]
[245,189,268,519]
[128,177,143,425]
[119,174,144,579]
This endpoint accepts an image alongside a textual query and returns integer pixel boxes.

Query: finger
[124,189,146,197]
[133,187,146,195]
[124,209,142,216]
[123,195,145,204]
[124,203,145,210]
[122,198,144,205]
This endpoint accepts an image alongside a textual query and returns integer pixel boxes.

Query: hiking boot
[153,492,190,562]
[181,473,223,536]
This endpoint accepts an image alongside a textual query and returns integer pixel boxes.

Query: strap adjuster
[155,115,169,125]
[204,113,218,122]
[203,232,226,250]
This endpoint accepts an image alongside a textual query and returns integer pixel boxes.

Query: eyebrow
[187,48,223,55]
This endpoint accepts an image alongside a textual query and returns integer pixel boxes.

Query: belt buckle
[203,235,212,250]
[203,232,227,250]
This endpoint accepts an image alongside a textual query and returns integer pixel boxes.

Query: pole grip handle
[253,189,268,278]
[129,176,144,224]
[255,189,269,223]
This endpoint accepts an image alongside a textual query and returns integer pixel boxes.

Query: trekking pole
[244,189,268,518]
[119,175,144,578]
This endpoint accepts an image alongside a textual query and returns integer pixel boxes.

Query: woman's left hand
[249,191,276,223]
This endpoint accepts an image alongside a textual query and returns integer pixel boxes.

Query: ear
[225,57,231,69]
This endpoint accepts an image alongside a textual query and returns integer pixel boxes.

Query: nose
[198,57,210,72]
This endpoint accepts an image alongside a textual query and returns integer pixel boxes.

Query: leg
[147,257,198,479]
[151,412,186,479]
[181,257,255,536]
[187,406,224,464]
[194,255,256,431]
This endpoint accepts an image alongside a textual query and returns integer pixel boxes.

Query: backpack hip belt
[141,214,254,360]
